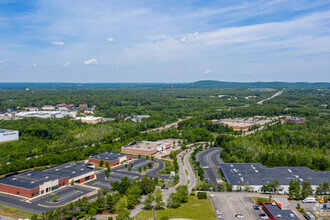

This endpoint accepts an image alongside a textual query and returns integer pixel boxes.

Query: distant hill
[188,80,330,88]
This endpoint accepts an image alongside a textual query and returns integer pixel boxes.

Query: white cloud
[84,59,98,65]
[180,32,199,43]
[107,38,115,42]
[0,60,5,64]
[63,62,70,67]
[32,64,37,67]
[204,69,211,74]
[51,41,65,46]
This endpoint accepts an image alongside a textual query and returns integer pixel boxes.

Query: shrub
[160,216,169,220]
[197,191,207,199]
[190,191,195,196]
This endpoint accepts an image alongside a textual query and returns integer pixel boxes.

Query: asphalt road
[196,148,223,185]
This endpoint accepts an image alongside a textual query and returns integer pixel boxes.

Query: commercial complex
[285,117,306,124]
[219,163,330,193]
[0,129,19,143]
[262,202,299,220]
[212,117,276,131]
[88,152,133,166]
[0,162,95,198]
[121,141,171,156]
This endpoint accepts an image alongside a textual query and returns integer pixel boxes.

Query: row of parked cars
[216,210,224,219]
[253,205,268,219]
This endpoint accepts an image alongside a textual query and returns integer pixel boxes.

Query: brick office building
[0,162,95,198]
[88,152,133,167]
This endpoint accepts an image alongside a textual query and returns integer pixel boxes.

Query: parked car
[216,210,222,215]
[259,213,266,216]
[217,215,224,219]
[254,206,260,210]
[235,214,244,219]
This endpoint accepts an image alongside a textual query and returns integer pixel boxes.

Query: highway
[196,148,223,185]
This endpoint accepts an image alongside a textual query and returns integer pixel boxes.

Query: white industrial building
[0,129,19,143]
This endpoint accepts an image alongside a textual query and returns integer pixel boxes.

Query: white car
[235,214,244,219]
[216,210,222,215]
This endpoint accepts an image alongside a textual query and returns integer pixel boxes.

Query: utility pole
[153,206,156,220]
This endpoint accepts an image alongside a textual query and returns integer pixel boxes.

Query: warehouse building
[219,163,330,193]
[285,117,306,124]
[0,171,68,198]
[0,129,19,143]
[88,152,133,167]
[121,141,171,156]
[0,162,95,198]
[262,202,299,220]
[43,162,95,184]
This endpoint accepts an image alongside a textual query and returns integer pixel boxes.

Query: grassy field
[136,196,216,220]
[0,204,34,219]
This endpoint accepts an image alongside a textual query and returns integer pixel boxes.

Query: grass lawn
[136,196,216,220]
[251,196,275,205]
[0,204,34,219]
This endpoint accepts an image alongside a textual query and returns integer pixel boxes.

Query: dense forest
[0,86,329,174]
[218,115,330,170]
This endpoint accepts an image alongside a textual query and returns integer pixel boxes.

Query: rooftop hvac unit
[72,171,76,174]
[238,173,241,176]
[295,175,299,178]
[55,169,59,171]
[255,170,259,173]
[105,157,108,159]
[31,181,35,184]
[299,178,303,182]
[230,165,234,167]
[12,178,16,180]
[27,173,31,176]
[288,169,292,172]
[45,176,49,179]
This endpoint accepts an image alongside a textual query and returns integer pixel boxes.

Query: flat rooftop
[0,129,17,133]
[263,203,299,220]
[122,141,169,151]
[43,162,94,179]
[89,152,131,161]
[0,170,63,190]
[220,163,330,186]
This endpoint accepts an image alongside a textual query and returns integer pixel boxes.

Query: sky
[0,0,329,83]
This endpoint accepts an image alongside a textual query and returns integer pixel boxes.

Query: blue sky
[0,0,329,82]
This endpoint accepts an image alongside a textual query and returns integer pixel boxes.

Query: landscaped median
[136,196,216,220]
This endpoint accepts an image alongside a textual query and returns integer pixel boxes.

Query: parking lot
[0,157,172,214]
[86,156,172,189]
[29,185,94,206]
[196,148,223,185]
[209,192,264,219]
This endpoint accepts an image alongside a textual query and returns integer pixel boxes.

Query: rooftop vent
[238,173,241,176]
[288,169,292,173]
[27,173,31,176]
[252,167,256,169]
[55,169,59,171]
[45,176,49,179]
[295,175,299,178]
[230,165,234,167]
[299,178,303,182]
[31,181,35,184]
[12,178,16,180]
[110,152,113,154]
[255,170,259,173]
[81,168,84,171]
[72,171,76,174]
[105,157,108,159]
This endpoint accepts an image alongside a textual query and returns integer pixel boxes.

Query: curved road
[196,148,223,186]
